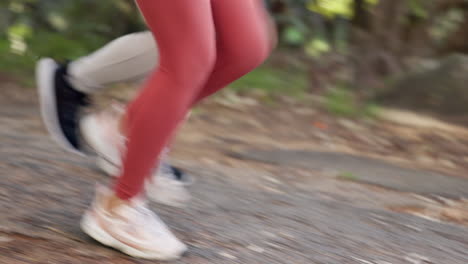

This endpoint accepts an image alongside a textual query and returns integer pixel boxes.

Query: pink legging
[115,0,273,199]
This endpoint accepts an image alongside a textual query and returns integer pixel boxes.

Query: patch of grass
[363,102,381,119]
[325,87,359,117]
[325,86,382,119]
[337,172,359,181]
[230,65,308,98]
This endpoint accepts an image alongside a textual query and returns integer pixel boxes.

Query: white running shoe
[146,164,192,208]
[81,185,187,260]
[81,105,192,208]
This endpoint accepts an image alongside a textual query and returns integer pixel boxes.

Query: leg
[80,0,215,259]
[37,30,193,203]
[68,31,158,93]
[115,0,216,200]
[36,31,157,153]
[192,0,274,104]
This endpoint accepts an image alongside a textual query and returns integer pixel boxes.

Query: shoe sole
[36,58,84,156]
[80,212,186,260]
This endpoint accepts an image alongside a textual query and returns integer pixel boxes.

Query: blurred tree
[1,0,145,60]
[436,0,468,54]
[2,0,468,102]
[350,0,468,98]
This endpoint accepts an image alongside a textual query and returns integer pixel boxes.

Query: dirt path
[1,83,468,263]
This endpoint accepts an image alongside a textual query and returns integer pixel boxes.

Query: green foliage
[283,27,306,46]
[29,31,91,59]
[307,0,378,19]
[0,0,145,79]
[0,0,377,62]
[308,0,355,19]
[230,65,308,98]
[325,86,381,118]
[305,38,331,58]
[408,0,428,19]
[0,0,463,107]
[430,8,465,45]
[271,0,379,56]
[1,0,144,52]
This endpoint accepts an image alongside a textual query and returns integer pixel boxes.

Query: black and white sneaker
[36,58,191,188]
[36,58,90,155]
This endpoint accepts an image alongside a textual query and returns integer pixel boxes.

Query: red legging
[115,0,273,199]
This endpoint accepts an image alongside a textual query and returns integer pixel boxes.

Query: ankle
[103,193,128,212]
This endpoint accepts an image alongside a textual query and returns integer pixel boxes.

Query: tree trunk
[350,0,408,98]
[438,5,468,55]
